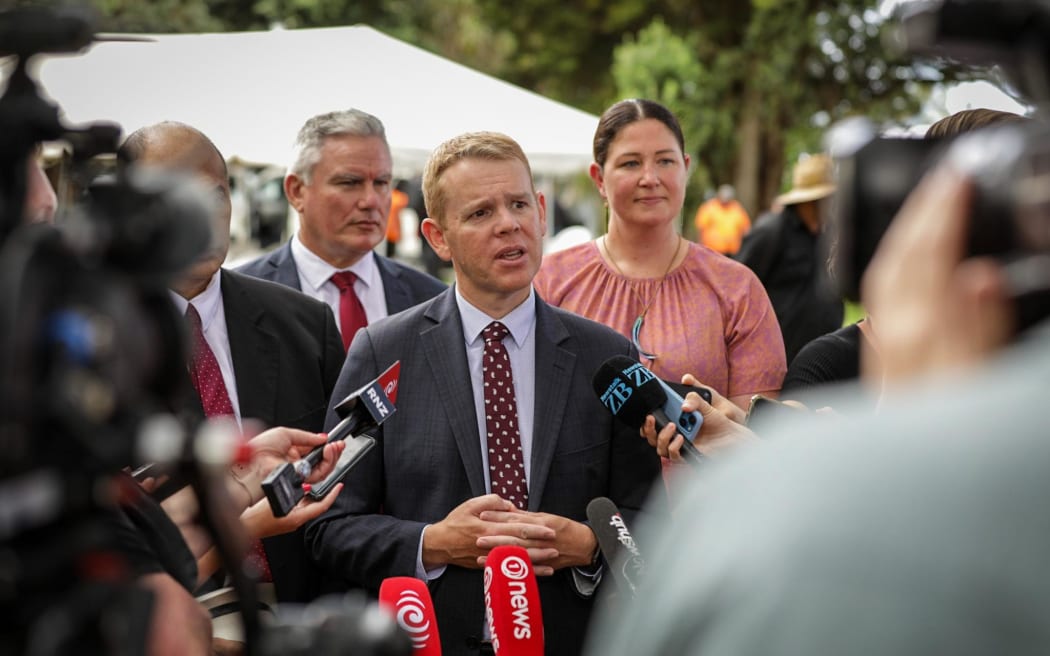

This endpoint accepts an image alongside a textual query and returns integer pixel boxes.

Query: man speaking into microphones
[305,132,664,655]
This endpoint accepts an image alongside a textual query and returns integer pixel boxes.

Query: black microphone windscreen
[587,497,645,598]
[591,356,668,430]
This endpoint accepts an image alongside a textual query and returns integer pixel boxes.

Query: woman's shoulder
[539,241,599,270]
[535,241,603,296]
[678,241,766,290]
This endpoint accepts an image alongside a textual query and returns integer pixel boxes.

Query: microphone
[378,577,442,655]
[591,355,705,466]
[261,361,400,516]
[586,497,645,598]
[483,546,544,656]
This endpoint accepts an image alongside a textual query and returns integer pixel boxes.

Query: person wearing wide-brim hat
[734,153,844,364]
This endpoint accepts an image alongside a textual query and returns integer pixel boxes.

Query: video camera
[0,7,411,655]
[828,0,1050,331]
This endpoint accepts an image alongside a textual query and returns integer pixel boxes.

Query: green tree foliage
[611,0,972,217]
[472,0,661,113]
[81,0,981,219]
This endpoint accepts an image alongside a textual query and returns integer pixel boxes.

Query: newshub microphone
[261,361,400,517]
[586,497,646,598]
[483,546,543,656]
[591,355,706,466]
[378,576,442,655]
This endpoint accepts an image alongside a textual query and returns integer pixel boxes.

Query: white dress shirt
[290,234,389,332]
[170,270,242,427]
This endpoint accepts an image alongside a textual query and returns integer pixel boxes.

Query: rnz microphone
[378,577,442,655]
[586,497,645,598]
[261,360,401,516]
[483,546,544,656]
[591,355,705,466]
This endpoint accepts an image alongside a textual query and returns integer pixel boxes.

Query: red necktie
[482,321,528,510]
[185,304,271,582]
[330,271,368,351]
[186,304,234,418]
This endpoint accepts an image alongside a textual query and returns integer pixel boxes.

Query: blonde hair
[422,131,533,223]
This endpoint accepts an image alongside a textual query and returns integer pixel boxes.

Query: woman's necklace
[600,233,683,361]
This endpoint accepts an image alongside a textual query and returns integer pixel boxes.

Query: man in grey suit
[236,109,445,348]
[306,132,664,656]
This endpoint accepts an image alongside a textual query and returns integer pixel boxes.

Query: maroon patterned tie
[330,271,368,351]
[482,321,528,510]
[186,304,234,418]
[185,304,271,582]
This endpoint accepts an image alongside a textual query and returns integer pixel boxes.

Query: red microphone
[378,577,442,655]
[483,546,544,656]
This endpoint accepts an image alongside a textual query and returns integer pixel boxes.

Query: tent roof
[30,25,599,176]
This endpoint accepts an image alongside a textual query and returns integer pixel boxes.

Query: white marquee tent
[30,25,599,177]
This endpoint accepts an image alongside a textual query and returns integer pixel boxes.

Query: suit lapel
[527,298,575,509]
[221,270,280,426]
[270,242,302,290]
[376,255,412,314]
[420,290,488,498]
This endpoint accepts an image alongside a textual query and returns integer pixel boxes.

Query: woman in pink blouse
[535,99,785,410]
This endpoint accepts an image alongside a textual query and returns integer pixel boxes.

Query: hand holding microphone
[592,355,707,467]
[646,384,761,462]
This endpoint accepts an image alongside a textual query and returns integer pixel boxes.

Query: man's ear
[420,217,452,262]
[536,190,548,238]
[284,174,305,214]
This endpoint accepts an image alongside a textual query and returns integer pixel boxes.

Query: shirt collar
[291,233,378,291]
[169,269,223,328]
[455,286,536,349]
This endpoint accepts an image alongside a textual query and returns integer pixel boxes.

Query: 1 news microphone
[586,497,646,598]
[378,577,442,655]
[591,355,705,467]
[261,361,401,517]
[483,546,544,656]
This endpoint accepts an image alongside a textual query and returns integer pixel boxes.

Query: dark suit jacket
[235,240,447,315]
[305,288,664,656]
[185,269,344,603]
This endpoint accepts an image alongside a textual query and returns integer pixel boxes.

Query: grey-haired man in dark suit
[236,109,445,345]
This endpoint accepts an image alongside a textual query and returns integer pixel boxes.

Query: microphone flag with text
[586,497,646,598]
[591,355,706,466]
[261,360,400,516]
[378,576,442,655]
[483,545,544,656]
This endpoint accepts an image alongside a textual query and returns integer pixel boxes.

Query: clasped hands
[422,494,597,577]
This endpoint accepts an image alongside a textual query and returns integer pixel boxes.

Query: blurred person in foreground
[306,131,664,656]
[693,183,751,255]
[535,99,785,412]
[585,152,1050,654]
[237,109,445,351]
[736,153,844,363]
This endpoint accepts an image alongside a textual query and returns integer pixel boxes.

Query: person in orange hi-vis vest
[385,186,408,258]
[694,184,751,255]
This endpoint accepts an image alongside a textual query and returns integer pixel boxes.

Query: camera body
[828,0,1050,330]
